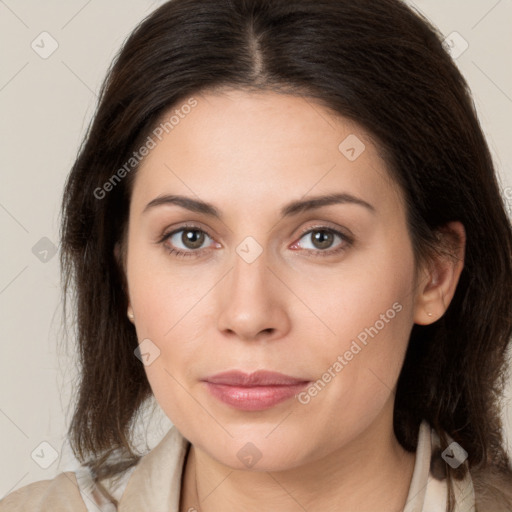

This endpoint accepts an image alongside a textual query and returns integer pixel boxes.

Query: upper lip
[203,370,309,386]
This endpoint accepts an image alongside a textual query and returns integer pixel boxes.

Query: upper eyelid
[297,223,352,238]
[159,223,213,241]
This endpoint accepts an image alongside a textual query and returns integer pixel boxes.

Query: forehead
[130,89,402,218]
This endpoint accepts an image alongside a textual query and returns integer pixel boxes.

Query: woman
[1,0,511,510]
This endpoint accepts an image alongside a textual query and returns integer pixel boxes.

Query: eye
[158,224,217,258]
[291,227,353,256]
[157,224,353,259]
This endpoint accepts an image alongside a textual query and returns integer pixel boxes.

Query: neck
[179,407,416,512]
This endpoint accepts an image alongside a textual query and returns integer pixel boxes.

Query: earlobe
[413,221,466,325]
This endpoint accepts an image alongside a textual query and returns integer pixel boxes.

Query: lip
[202,370,310,411]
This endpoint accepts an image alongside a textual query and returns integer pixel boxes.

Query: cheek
[302,243,414,356]
[126,236,211,339]
[291,230,416,393]
[125,243,214,421]
[129,285,203,431]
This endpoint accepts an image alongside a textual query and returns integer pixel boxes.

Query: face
[123,89,422,471]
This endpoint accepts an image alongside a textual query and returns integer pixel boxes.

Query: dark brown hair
[60,0,512,509]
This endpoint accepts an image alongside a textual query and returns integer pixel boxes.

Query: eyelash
[157,223,354,259]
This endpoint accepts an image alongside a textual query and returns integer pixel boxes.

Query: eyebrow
[142,192,375,219]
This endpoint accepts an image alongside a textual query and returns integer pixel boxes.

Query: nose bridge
[229,231,273,296]
[231,241,270,298]
[216,238,290,340]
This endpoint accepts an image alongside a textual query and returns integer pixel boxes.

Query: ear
[413,221,466,325]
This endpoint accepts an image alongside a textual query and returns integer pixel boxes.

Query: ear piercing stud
[127,309,135,320]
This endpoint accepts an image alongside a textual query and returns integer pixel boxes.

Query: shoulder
[471,466,512,512]
[0,426,188,512]
[0,471,88,512]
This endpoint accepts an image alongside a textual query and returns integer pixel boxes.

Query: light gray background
[1,0,511,497]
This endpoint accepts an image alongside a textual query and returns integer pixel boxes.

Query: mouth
[201,370,311,411]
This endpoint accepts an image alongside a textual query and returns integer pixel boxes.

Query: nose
[216,247,291,343]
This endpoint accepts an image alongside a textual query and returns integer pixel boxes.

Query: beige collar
[404,421,475,512]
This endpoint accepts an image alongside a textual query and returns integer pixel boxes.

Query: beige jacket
[0,420,509,511]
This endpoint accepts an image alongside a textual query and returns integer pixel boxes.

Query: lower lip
[204,382,310,411]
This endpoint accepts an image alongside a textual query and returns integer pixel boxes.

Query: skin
[117,89,465,512]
